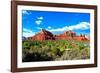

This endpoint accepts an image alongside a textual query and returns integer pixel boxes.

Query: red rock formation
[55,30,77,40]
[74,34,89,41]
[32,29,55,41]
[31,29,89,41]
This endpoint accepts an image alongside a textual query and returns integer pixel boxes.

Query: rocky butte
[28,29,89,41]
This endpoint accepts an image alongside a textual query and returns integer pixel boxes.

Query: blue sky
[22,10,90,37]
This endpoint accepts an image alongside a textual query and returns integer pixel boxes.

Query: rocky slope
[28,29,89,41]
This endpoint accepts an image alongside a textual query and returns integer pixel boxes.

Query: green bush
[22,40,90,62]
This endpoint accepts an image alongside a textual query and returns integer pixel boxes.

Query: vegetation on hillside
[22,39,90,62]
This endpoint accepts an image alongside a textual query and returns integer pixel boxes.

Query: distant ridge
[22,36,26,40]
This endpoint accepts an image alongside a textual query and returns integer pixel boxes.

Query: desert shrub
[22,40,90,62]
[23,46,53,62]
[80,48,90,59]
[22,52,53,62]
[59,48,81,60]
[23,41,31,49]
[79,45,85,50]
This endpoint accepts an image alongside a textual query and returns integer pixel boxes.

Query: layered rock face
[55,30,76,40]
[32,29,55,41]
[31,29,89,41]
[74,34,88,41]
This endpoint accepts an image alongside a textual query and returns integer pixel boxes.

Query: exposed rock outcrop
[32,29,55,41]
[30,29,89,41]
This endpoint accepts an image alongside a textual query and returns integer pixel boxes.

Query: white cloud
[37,26,52,30]
[37,16,43,20]
[48,22,90,32]
[22,10,31,15]
[48,26,52,29]
[35,20,42,25]
[23,28,33,33]
[34,16,44,25]
[68,22,90,30]
[23,28,35,37]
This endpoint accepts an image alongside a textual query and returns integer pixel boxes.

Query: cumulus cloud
[23,28,33,33]
[23,28,35,37]
[35,16,44,25]
[37,26,52,30]
[47,26,52,29]
[35,20,42,25]
[37,16,43,20]
[68,22,90,30]
[48,22,90,32]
